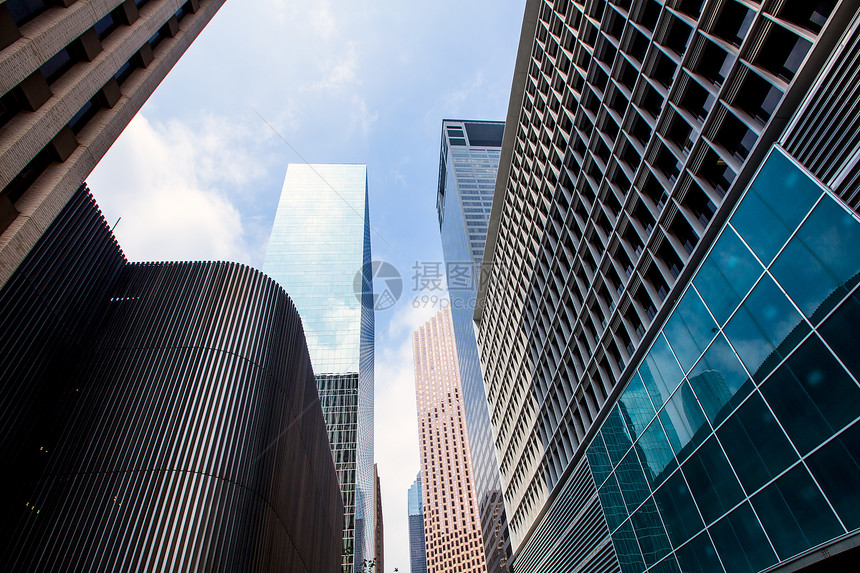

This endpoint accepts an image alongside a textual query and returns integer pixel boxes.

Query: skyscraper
[374,464,384,573]
[0,185,344,571]
[475,0,860,571]
[263,163,375,572]
[408,473,427,573]
[0,0,226,288]
[435,119,511,572]
[413,308,487,573]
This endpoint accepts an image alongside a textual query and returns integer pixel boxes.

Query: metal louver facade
[1,186,343,572]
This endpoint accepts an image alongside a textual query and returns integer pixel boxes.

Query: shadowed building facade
[408,473,427,573]
[435,119,511,572]
[413,308,487,573]
[263,163,376,572]
[475,1,860,572]
[0,185,344,572]
[0,0,226,288]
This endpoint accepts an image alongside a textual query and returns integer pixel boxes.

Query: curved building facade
[1,187,343,572]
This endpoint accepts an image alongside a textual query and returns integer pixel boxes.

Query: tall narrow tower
[263,163,375,572]
[408,473,427,573]
[413,308,486,573]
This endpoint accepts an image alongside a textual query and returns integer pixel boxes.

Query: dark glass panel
[632,497,673,566]
[724,274,809,382]
[654,469,704,546]
[716,392,797,492]
[612,520,647,573]
[600,472,631,531]
[639,334,684,407]
[819,292,860,380]
[709,503,777,573]
[761,335,860,455]
[806,423,860,530]
[618,449,652,512]
[753,464,844,560]
[688,334,752,424]
[682,436,744,524]
[588,434,614,486]
[604,404,634,465]
[660,382,709,462]
[637,418,677,488]
[675,531,724,573]
[663,289,718,373]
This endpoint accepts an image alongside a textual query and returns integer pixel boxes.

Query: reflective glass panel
[693,227,762,325]
[760,335,860,455]
[600,472,631,531]
[771,197,860,323]
[806,423,860,530]
[612,520,647,573]
[724,274,809,382]
[604,404,635,465]
[688,334,752,424]
[675,531,725,573]
[751,464,843,560]
[618,449,652,512]
[640,334,684,407]
[709,502,777,573]
[632,497,673,566]
[654,470,704,546]
[660,382,709,462]
[730,150,821,265]
[637,418,677,488]
[618,373,657,440]
[588,434,614,486]
[819,292,860,381]
[716,392,797,492]
[648,556,682,573]
[663,289,718,373]
[682,436,744,524]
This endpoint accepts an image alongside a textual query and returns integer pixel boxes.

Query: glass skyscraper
[408,473,427,573]
[436,120,511,572]
[263,163,375,572]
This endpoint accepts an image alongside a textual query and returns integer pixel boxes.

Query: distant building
[408,473,427,573]
[263,163,375,572]
[0,185,343,571]
[413,309,486,573]
[475,1,860,571]
[435,119,511,572]
[0,0,226,287]
[374,463,384,573]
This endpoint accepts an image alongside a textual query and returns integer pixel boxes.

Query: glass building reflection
[263,164,375,572]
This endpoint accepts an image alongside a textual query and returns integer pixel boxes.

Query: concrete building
[408,473,427,573]
[435,119,511,572]
[475,0,860,571]
[413,308,486,573]
[0,185,343,572]
[263,163,375,572]
[0,0,226,288]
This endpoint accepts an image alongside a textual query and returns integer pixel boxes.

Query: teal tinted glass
[632,497,673,566]
[612,520,647,573]
[716,392,797,492]
[724,274,809,382]
[709,503,777,573]
[639,334,684,407]
[688,334,752,424]
[604,404,634,465]
[693,228,762,325]
[648,556,682,573]
[660,382,709,462]
[675,531,725,573]
[760,335,860,455]
[663,289,718,373]
[771,196,860,323]
[600,472,630,531]
[637,419,677,488]
[618,373,657,440]
[682,436,744,524]
[617,449,652,512]
[730,150,821,265]
[587,434,614,486]
[751,465,843,561]
[819,292,860,380]
[654,470,704,546]
[806,423,860,530]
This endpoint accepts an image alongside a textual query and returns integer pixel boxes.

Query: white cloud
[87,113,263,263]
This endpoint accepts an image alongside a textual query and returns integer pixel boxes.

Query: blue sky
[87,1,525,569]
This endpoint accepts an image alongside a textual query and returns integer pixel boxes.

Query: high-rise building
[374,464,384,573]
[0,185,344,572]
[435,119,511,572]
[263,163,375,572]
[0,0,225,288]
[413,308,487,573]
[475,1,860,571]
[408,473,427,573]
